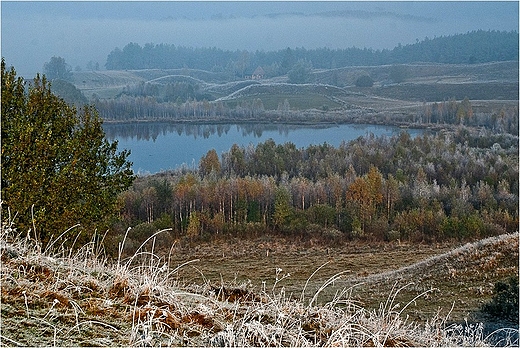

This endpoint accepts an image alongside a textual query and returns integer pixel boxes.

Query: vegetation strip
[1,223,517,346]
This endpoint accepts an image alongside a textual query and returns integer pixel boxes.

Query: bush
[355,75,374,87]
[385,230,401,242]
[120,223,174,255]
[129,223,158,243]
[321,228,344,243]
[481,276,519,323]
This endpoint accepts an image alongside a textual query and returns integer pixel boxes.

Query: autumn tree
[346,166,383,233]
[273,187,292,229]
[224,143,246,176]
[186,211,201,240]
[346,177,370,233]
[1,59,134,245]
[383,174,400,221]
[199,149,221,177]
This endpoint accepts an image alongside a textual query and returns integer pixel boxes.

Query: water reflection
[103,122,326,141]
[103,122,425,174]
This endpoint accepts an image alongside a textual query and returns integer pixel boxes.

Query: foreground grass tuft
[1,220,518,346]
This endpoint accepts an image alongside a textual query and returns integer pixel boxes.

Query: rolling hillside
[75,61,518,112]
[1,226,517,346]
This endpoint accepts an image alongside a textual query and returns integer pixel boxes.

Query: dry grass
[165,235,518,325]
[1,216,518,346]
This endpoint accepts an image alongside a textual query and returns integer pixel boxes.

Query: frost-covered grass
[1,218,517,346]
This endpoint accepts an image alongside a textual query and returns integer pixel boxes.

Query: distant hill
[75,59,518,132]
[105,30,518,74]
[77,61,518,101]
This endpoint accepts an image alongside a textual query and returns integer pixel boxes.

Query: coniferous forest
[105,30,519,72]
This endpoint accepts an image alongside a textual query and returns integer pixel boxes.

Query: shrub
[385,230,401,242]
[129,223,157,243]
[321,228,344,243]
[481,276,519,323]
[355,75,374,87]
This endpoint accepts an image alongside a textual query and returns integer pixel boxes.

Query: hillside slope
[344,234,518,324]
[1,224,517,346]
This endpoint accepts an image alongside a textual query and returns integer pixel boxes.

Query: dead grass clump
[16,260,54,282]
[132,306,181,330]
[40,290,70,308]
[108,276,130,300]
[82,278,101,293]
[210,284,263,303]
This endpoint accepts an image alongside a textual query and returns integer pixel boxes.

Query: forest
[104,30,519,74]
[60,29,520,253]
[110,126,518,253]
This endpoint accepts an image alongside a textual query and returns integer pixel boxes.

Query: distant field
[223,93,342,111]
[313,61,519,86]
[356,82,519,102]
[74,70,145,99]
[74,62,518,119]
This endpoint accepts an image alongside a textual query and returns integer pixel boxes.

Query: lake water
[103,122,425,175]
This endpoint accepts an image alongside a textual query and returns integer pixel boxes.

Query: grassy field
[223,93,343,111]
[74,61,518,113]
[167,235,518,324]
[353,82,519,102]
[1,221,518,346]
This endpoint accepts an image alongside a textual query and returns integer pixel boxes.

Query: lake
[103,122,425,175]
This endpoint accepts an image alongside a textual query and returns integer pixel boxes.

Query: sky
[1,1,518,77]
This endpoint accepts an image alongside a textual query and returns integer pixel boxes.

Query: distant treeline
[94,97,519,135]
[111,128,518,251]
[105,30,519,74]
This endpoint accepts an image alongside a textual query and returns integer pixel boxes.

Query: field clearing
[355,82,519,102]
[338,94,422,111]
[224,93,342,111]
[167,234,519,324]
[73,62,518,119]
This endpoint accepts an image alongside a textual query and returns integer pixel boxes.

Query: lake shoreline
[102,117,449,133]
[103,121,434,175]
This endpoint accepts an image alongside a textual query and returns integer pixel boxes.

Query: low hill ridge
[352,233,518,285]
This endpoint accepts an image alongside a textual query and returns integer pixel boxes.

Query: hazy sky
[2,1,518,77]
